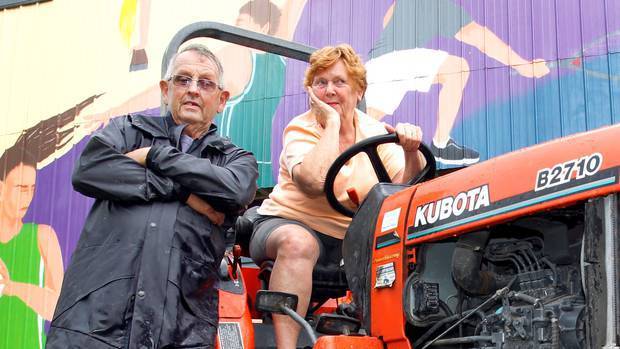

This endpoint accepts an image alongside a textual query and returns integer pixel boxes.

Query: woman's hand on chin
[307,87,339,128]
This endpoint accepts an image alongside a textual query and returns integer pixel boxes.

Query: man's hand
[385,122,422,153]
[125,147,151,166]
[186,194,225,226]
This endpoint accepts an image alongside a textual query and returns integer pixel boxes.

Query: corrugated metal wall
[270,0,619,173]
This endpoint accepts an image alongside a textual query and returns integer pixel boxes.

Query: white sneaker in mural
[431,139,480,166]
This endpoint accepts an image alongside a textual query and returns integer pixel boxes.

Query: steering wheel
[324,133,436,217]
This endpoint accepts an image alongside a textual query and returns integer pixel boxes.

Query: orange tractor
[164,22,620,349]
[219,123,620,349]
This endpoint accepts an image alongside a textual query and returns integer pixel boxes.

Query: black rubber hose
[439,299,454,317]
[429,336,493,346]
[413,309,480,348]
[452,231,510,295]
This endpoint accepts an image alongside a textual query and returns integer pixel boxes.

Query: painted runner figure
[0,148,63,349]
[366,0,549,165]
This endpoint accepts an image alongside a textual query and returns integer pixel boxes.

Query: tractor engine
[404,210,588,349]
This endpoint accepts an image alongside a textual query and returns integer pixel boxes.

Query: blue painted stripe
[376,239,400,249]
[407,176,616,240]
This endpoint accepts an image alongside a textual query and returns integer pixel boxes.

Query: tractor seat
[257,259,348,303]
[235,208,349,303]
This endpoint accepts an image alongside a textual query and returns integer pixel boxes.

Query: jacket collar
[128,113,176,138]
[128,113,222,151]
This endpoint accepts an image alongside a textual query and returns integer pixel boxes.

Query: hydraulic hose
[452,230,511,295]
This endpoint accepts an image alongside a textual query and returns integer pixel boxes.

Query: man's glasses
[169,75,221,93]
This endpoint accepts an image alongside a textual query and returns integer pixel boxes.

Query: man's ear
[217,90,230,113]
[159,80,169,105]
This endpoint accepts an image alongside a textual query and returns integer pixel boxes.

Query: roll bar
[161,21,316,79]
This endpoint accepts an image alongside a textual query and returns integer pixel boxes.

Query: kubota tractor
[218,123,620,349]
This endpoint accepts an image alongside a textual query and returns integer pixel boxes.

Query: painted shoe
[129,48,148,71]
[430,139,480,166]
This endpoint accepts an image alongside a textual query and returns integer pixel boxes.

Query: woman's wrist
[324,115,340,129]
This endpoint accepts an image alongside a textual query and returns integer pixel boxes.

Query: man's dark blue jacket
[47,114,258,348]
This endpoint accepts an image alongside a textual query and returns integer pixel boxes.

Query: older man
[47,44,258,348]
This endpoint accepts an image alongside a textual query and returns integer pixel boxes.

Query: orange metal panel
[405,124,620,245]
[369,187,415,349]
[314,335,384,349]
[217,269,254,349]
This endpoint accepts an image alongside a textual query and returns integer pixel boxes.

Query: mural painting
[364,0,549,165]
[0,96,98,347]
[0,0,618,347]
[120,0,151,71]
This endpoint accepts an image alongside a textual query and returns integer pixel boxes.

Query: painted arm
[0,224,63,320]
[383,1,395,28]
[456,21,550,78]
[77,84,160,133]
[274,0,308,41]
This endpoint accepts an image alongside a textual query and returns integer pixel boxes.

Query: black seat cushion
[258,260,348,302]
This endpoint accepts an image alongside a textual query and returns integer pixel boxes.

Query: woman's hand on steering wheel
[384,123,423,153]
[324,133,436,217]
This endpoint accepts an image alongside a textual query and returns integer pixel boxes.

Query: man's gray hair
[164,44,225,88]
